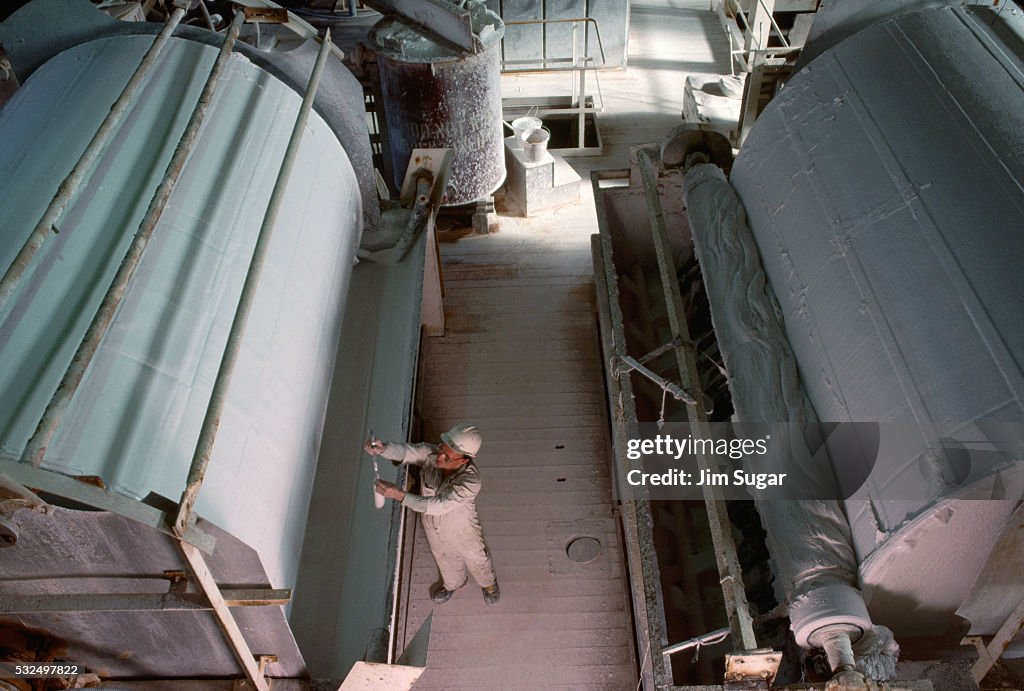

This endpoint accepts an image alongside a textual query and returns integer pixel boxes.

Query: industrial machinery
[0,0,452,686]
[593,3,1024,689]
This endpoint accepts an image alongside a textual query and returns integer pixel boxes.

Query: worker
[366,424,500,606]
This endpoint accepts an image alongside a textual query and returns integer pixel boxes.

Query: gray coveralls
[381,442,496,590]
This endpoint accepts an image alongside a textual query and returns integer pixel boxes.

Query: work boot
[430,584,456,604]
[482,583,500,606]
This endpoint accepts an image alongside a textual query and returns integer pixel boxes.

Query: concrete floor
[395,2,731,688]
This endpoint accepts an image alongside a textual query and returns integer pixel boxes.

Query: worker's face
[437,443,470,470]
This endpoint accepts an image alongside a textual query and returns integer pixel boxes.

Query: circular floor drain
[566,536,602,564]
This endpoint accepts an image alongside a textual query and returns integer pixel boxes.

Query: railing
[500,17,606,154]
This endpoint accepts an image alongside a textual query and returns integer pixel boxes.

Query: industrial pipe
[19,10,246,470]
[0,4,186,310]
[174,28,335,538]
[357,174,433,265]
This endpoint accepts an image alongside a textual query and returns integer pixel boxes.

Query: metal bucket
[523,127,550,162]
[511,116,543,142]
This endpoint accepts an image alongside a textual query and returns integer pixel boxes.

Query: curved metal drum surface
[370,11,505,205]
[0,36,362,591]
[729,7,1024,639]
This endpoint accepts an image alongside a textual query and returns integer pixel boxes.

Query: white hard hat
[441,424,482,458]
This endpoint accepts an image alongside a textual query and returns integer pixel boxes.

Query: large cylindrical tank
[730,6,1024,643]
[0,35,362,592]
[369,3,505,205]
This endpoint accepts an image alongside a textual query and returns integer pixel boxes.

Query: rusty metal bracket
[725,649,782,687]
[163,569,189,594]
[242,6,288,23]
[256,654,278,677]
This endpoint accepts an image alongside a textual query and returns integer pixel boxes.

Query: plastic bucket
[522,127,550,162]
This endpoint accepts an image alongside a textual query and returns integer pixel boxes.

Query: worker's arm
[364,439,435,466]
[401,468,481,516]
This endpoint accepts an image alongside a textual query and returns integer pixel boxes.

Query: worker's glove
[364,437,385,456]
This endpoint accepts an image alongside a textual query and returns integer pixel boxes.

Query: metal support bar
[636,148,759,653]
[663,626,730,656]
[0,7,185,311]
[503,18,607,68]
[591,171,672,689]
[0,589,291,613]
[180,541,269,690]
[637,336,685,366]
[617,355,696,406]
[0,455,215,552]
[19,11,246,470]
[173,28,333,538]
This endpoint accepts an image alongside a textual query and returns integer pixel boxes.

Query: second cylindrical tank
[729,5,1024,645]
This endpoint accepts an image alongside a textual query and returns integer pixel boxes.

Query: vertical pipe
[0,7,186,310]
[576,22,586,150]
[173,29,335,537]
[19,10,246,469]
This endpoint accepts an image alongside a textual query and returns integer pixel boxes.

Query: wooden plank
[424,339,598,356]
[426,644,633,668]
[466,463,608,480]
[423,328,601,345]
[474,488,616,508]
[440,284,595,306]
[425,627,632,651]
[422,394,605,414]
[413,662,636,687]
[422,352,599,369]
[481,519,620,538]
[411,563,621,583]
[408,594,626,618]
[425,610,630,634]
[423,414,603,429]
[441,314,598,333]
[411,545,622,569]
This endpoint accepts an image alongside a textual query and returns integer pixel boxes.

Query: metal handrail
[499,17,605,153]
[501,17,607,71]
[733,0,790,53]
